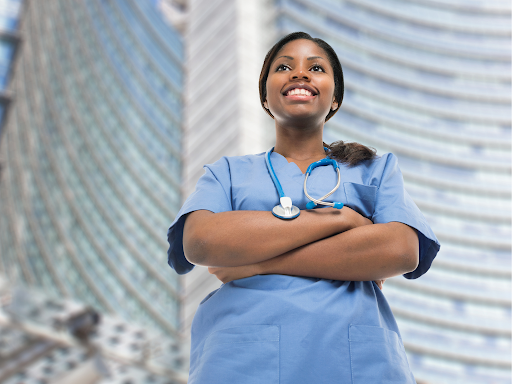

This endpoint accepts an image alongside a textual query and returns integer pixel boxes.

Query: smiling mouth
[283,87,318,100]
[286,88,314,97]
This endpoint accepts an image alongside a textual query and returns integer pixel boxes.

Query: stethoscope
[265,147,344,219]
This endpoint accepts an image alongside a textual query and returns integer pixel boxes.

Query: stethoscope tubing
[303,168,341,207]
[265,149,286,198]
[265,147,343,219]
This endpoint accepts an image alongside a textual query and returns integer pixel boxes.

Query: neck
[273,120,326,161]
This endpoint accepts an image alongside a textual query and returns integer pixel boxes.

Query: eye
[310,64,325,72]
[276,64,290,71]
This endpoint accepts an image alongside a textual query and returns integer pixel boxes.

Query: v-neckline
[270,150,330,176]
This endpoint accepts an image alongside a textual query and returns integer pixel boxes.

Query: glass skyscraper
[273,0,510,382]
[0,0,21,136]
[0,0,184,336]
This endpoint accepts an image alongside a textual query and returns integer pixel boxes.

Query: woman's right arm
[183,208,371,267]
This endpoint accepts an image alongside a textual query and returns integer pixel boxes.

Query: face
[264,39,338,124]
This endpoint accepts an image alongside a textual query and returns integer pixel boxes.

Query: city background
[0,0,509,383]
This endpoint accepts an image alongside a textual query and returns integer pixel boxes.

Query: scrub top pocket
[191,325,280,384]
[344,182,377,218]
[349,324,416,384]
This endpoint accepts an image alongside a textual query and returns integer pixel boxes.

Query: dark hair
[259,32,377,166]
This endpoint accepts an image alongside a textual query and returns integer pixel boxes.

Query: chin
[282,109,329,124]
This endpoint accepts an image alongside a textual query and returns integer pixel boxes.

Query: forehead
[274,39,329,61]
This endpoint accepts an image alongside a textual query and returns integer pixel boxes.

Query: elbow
[183,239,205,266]
[183,228,210,266]
[183,211,218,266]
[399,234,419,273]
[385,222,419,274]
[400,250,419,274]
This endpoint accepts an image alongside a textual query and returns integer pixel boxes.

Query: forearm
[184,208,369,267]
[257,222,419,281]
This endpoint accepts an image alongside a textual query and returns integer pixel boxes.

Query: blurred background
[0,0,509,383]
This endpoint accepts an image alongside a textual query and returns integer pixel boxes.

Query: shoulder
[205,152,266,171]
[203,152,267,180]
[335,152,398,186]
[366,152,398,174]
[335,152,396,170]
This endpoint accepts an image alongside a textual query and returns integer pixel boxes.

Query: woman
[167,32,440,383]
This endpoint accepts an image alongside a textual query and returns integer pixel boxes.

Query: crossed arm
[183,207,419,284]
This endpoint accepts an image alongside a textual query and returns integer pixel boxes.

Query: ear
[331,99,338,111]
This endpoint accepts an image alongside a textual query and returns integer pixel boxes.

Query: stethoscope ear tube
[304,168,343,209]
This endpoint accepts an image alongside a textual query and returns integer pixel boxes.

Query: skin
[183,39,419,288]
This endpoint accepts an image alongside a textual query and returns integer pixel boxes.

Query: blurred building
[0,0,184,340]
[0,278,187,384]
[179,0,511,383]
[0,0,22,138]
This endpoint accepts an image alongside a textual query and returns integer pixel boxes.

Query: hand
[208,263,262,284]
[374,279,386,290]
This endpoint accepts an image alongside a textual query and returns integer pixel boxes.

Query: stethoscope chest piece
[272,197,300,219]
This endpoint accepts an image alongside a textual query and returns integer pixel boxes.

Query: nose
[290,67,309,80]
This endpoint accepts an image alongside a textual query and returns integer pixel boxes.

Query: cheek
[322,82,336,102]
[265,80,281,107]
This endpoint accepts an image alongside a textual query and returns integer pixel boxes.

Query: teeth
[287,88,313,96]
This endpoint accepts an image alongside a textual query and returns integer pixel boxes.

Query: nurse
[167,32,440,383]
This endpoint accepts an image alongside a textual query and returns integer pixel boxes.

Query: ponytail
[324,140,377,167]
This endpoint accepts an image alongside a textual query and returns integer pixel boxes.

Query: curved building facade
[0,0,184,336]
[274,0,511,382]
[0,0,22,136]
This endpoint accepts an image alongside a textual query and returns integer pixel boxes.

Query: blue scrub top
[167,151,440,383]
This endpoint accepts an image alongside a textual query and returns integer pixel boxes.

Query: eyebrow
[276,55,326,61]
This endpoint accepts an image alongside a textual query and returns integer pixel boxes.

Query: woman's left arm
[209,221,418,283]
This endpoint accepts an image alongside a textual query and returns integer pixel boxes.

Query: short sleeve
[371,153,440,279]
[167,157,232,275]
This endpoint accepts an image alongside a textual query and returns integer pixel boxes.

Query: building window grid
[71,24,182,193]
[440,243,510,263]
[284,0,510,57]
[342,66,509,118]
[325,123,511,187]
[24,103,117,311]
[386,283,510,323]
[343,90,509,137]
[303,0,511,50]
[26,39,133,320]
[2,0,183,334]
[397,319,510,359]
[104,0,183,87]
[20,48,129,314]
[280,14,511,74]
[71,0,183,153]
[130,0,184,60]
[52,24,181,214]
[94,0,182,119]
[333,109,511,159]
[83,1,182,150]
[43,91,181,320]
[9,122,59,297]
